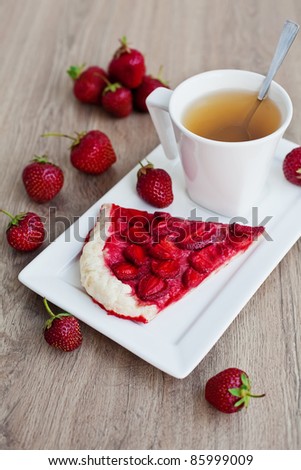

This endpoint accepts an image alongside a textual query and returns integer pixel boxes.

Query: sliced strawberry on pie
[80,203,265,323]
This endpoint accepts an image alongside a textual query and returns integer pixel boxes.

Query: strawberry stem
[41,132,77,141]
[247,393,266,398]
[119,35,131,51]
[120,35,127,46]
[0,209,26,227]
[137,160,154,178]
[114,36,131,57]
[91,72,121,94]
[41,132,86,148]
[96,74,110,86]
[43,298,56,318]
[0,209,15,221]
[43,298,71,329]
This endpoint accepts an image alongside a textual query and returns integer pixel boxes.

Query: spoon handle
[258,20,299,100]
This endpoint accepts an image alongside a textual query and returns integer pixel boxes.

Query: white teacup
[146,69,293,217]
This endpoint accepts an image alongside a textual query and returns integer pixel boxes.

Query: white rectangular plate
[19,138,301,378]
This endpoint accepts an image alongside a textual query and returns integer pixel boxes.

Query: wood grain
[1,0,301,450]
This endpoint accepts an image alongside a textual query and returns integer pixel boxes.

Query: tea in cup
[146,69,293,216]
[183,90,281,142]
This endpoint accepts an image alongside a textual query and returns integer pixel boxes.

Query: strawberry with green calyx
[67,64,108,104]
[0,209,45,252]
[42,130,117,174]
[43,298,82,352]
[134,66,170,112]
[136,161,174,208]
[205,368,265,414]
[22,155,64,203]
[108,36,145,89]
[101,76,132,118]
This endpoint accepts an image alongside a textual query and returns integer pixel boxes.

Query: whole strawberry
[42,130,117,174]
[22,155,64,203]
[134,70,169,112]
[0,209,45,252]
[108,36,145,89]
[136,162,174,208]
[67,65,108,104]
[43,298,82,351]
[101,80,133,118]
[205,368,265,414]
[283,147,301,186]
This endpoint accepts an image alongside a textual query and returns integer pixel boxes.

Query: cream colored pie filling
[80,203,264,323]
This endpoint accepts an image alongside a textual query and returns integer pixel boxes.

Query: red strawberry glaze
[85,204,265,320]
[92,298,148,323]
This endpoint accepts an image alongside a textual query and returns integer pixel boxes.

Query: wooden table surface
[1,0,301,451]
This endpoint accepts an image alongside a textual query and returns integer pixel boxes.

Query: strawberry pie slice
[80,203,264,323]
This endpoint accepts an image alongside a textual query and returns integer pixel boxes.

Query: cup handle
[146,87,179,160]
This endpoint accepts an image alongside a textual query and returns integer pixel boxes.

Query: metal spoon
[216,20,299,142]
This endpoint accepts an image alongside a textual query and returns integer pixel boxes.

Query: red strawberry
[43,298,82,352]
[108,36,145,89]
[137,274,167,300]
[136,162,174,208]
[182,267,204,288]
[22,155,64,203]
[148,237,181,259]
[177,224,226,250]
[205,368,265,414]
[111,261,139,281]
[151,259,180,279]
[123,244,147,266]
[189,244,228,274]
[283,146,301,186]
[127,223,151,244]
[67,65,108,104]
[101,80,132,118]
[0,209,45,252]
[42,130,117,174]
[134,69,169,112]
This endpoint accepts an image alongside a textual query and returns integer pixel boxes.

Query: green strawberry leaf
[56,313,72,320]
[67,64,86,80]
[33,155,49,164]
[234,397,246,407]
[228,388,242,397]
[241,373,250,387]
[103,82,121,94]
